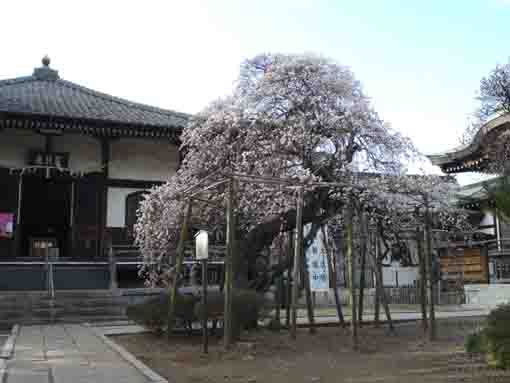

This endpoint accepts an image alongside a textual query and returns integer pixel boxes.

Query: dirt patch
[112,318,510,383]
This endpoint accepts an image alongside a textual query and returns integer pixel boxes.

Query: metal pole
[109,245,117,290]
[202,259,209,354]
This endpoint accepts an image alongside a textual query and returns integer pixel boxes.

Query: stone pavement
[2,324,161,383]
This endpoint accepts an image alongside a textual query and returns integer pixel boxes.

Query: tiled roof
[0,57,190,131]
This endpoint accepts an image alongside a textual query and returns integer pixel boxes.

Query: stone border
[0,324,19,359]
[85,323,168,383]
[0,324,19,383]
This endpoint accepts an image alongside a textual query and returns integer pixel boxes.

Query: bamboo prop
[167,200,193,339]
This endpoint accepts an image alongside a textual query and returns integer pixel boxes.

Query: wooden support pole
[321,226,345,327]
[303,245,316,334]
[167,200,192,339]
[371,230,394,332]
[358,212,368,324]
[291,187,304,339]
[374,232,381,326]
[416,226,428,332]
[286,231,293,329]
[223,179,235,349]
[425,200,437,341]
[202,259,209,354]
[345,202,358,350]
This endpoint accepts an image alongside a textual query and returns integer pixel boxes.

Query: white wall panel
[109,138,179,181]
[107,187,146,228]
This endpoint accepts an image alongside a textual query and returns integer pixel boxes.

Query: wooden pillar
[14,172,23,257]
[68,180,76,257]
[98,139,110,258]
[290,187,304,339]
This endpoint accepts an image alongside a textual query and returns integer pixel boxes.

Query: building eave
[426,114,510,173]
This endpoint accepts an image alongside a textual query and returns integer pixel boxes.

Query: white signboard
[195,230,209,260]
[304,224,330,291]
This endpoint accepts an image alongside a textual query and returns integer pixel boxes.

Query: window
[125,191,146,238]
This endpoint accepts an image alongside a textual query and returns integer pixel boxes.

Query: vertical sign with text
[304,224,330,291]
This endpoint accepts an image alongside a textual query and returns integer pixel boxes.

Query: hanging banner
[0,213,14,239]
[304,224,330,291]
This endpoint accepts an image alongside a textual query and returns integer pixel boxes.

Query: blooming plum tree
[135,53,426,287]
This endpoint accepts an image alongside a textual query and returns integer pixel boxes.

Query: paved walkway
[2,324,154,383]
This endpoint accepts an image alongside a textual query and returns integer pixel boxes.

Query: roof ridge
[55,78,190,120]
[0,76,37,87]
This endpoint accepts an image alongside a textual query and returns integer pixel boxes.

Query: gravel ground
[112,317,510,383]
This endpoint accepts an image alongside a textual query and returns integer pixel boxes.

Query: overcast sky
[1,0,508,185]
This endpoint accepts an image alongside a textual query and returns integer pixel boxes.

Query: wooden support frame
[290,187,304,339]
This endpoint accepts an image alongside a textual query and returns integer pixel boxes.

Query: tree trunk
[291,187,304,339]
[345,202,358,350]
[321,226,345,327]
[416,226,428,332]
[425,201,436,341]
[358,213,368,324]
[167,201,193,339]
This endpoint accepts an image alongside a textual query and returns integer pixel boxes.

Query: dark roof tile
[0,61,190,131]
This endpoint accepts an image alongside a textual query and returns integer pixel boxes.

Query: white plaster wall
[109,138,179,181]
[382,266,418,287]
[478,210,495,236]
[0,129,102,173]
[107,187,146,228]
[0,128,45,168]
[53,133,102,173]
[465,284,510,308]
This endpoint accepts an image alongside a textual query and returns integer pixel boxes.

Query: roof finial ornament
[42,55,51,67]
[33,55,59,80]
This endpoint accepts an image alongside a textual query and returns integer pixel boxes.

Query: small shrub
[465,331,487,354]
[126,293,198,334]
[485,303,510,369]
[193,288,269,338]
